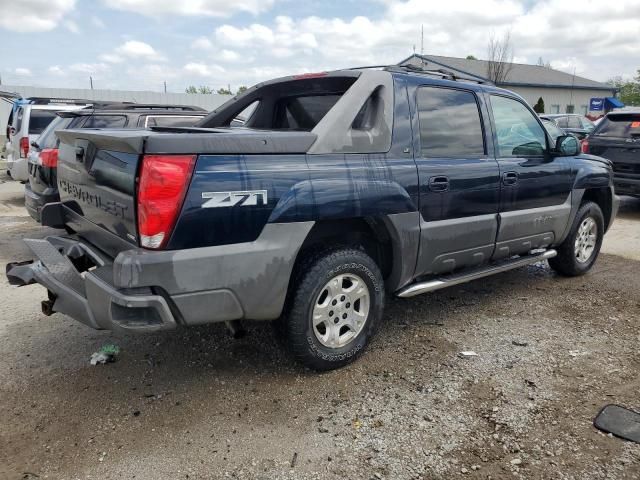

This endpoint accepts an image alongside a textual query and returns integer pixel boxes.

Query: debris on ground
[89,344,120,365]
[512,340,529,347]
[594,404,640,443]
[459,351,478,357]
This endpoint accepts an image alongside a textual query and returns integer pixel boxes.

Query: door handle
[428,175,450,192]
[502,171,518,186]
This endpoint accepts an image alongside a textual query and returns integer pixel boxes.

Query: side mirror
[555,135,579,156]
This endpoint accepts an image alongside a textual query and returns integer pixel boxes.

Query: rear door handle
[502,171,518,186]
[428,175,450,192]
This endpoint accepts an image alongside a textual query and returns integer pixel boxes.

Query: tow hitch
[41,291,57,316]
[6,260,36,287]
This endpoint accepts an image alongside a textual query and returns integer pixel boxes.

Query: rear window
[274,95,341,130]
[144,115,204,127]
[37,116,73,149]
[593,114,640,138]
[81,115,127,128]
[28,110,57,134]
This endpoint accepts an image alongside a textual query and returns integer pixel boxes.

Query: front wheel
[549,201,604,276]
[280,248,385,371]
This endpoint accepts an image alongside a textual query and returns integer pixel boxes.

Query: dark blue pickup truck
[7,66,619,370]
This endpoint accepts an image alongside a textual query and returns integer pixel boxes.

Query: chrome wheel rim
[312,273,370,349]
[575,217,597,263]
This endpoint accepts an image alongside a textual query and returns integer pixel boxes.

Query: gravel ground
[0,178,638,480]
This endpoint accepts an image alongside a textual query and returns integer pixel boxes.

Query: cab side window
[490,95,547,157]
[417,87,485,157]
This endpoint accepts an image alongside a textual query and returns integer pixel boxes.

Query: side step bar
[397,249,557,298]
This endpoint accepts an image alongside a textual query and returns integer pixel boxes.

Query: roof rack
[93,103,207,112]
[345,64,491,85]
[20,96,97,105]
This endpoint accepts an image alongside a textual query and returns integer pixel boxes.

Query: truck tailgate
[56,130,144,251]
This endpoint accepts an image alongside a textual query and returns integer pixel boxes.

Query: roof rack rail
[345,64,492,85]
[20,96,96,105]
[93,103,207,112]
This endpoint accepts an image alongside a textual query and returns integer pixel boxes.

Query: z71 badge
[201,190,268,208]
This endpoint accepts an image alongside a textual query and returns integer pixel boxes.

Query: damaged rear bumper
[6,222,313,332]
[7,237,176,332]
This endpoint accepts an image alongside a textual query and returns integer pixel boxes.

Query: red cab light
[19,137,29,158]
[581,139,589,154]
[137,154,196,249]
[293,72,327,80]
[40,148,59,168]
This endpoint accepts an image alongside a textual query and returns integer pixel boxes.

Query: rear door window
[82,115,127,128]
[28,110,57,134]
[13,107,24,132]
[417,86,486,157]
[594,115,640,138]
[567,116,581,129]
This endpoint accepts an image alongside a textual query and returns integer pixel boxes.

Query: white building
[400,54,618,115]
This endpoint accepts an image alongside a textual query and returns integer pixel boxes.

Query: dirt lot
[0,178,638,480]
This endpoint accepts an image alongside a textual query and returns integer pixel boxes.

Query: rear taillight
[19,137,29,158]
[137,154,196,249]
[581,139,589,154]
[40,148,59,168]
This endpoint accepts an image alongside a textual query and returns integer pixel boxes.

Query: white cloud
[69,63,110,74]
[48,65,65,75]
[64,19,80,34]
[183,63,226,77]
[0,0,75,32]
[99,53,124,64]
[105,0,276,18]
[91,16,105,29]
[115,40,165,61]
[192,37,214,50]
[14,68,33,76]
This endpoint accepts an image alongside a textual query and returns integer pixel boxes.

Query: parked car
[582,110,640,197]
[6,100,89,181]
[7,66,618,371]
[540,114,595,140]
[541,118,568,142]
[24,103,207,222]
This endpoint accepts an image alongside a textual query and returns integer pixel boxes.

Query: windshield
[593,114,640,138]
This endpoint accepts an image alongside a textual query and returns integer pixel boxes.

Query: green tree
[216,87,233,95]
[237,85,248,94]
[185,85,214,94]
[466,55,477,60]
[607,70,640,106]
[533,96,545,114]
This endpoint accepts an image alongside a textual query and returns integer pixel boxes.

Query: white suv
[6,103,85,181]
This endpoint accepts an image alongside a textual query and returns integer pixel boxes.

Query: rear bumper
[613,175,640,197]
[24,183,59,223]
[6,222,314,332]
[7,157,28,182]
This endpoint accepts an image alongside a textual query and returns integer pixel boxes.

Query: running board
[396,249,557,298]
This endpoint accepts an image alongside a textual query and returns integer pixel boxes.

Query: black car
[25,104,207,222]
[540,114,595,140]
[583,110,640,197]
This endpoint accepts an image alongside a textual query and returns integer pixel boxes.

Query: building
[399,54,619,116]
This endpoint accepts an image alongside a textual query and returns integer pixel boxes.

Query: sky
[1,0,639,93]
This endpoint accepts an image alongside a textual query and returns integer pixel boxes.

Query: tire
[280,247,385,371]
[549,201,604,276]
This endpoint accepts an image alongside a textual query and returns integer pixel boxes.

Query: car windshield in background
[28,110,57,134]
[37,116,74,149]
[542,119,563,140]
[594,114,640,138]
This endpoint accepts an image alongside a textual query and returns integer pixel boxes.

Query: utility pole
[89,76,94,90]
[421,24,424,56]
[164,81,167,93]
[569,67,576,113]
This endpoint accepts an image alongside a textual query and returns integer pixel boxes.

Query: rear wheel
[280,248,385,371]
[549,201,604,276]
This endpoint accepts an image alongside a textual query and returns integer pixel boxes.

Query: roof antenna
[421,24,425,67]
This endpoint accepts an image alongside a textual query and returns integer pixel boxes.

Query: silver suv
[6,103,86,181]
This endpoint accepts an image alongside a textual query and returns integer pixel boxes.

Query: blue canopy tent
[605,97,625,109]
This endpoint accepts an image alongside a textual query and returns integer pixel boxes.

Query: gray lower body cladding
[7,222,314,332]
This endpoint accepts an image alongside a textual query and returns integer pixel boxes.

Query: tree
[466,55,477,60]
[216,87,233,95]
[537,57,551,68]
[237,85,248,94]
[486,31,514,84]
[533,97,545,114]
[607,70,640,106]
[185,85,214,94]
